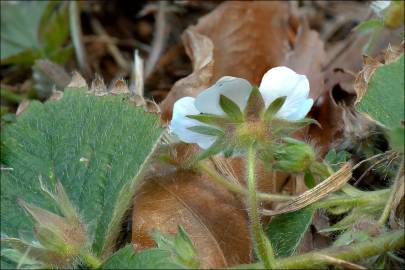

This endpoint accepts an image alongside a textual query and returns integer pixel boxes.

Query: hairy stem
[274,229,404,269]
[379,157,404,225]
[233,229,404,269]
[246,145,275,269]
[314,189,389,209]
[198,161,293,202]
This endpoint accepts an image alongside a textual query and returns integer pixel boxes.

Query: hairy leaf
[100,245,184,269]
[1,88,163,257]
[356,54,404,129]
[266,207,314,257]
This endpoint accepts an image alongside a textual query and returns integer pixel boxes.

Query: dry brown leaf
[282,22,326,100]
[160,1,295,121]
[132,169,251,269]
[160,30,214,122]
[191,1,291,85]
[353,55,383,104]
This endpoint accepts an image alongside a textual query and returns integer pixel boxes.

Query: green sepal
[244,86,265,119]
[219,95,243,122]
[263,96,286,123]
[186,114,230,127]
[187,125,224,136]
[174,225,199,268]
[195,139,225,162]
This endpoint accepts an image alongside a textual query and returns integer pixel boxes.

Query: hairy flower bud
[273,139,316,173]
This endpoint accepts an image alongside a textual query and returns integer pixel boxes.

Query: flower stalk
[197,161,294,202]
[378,157,404,225]
[233,229,404,269]
[246,144,275,269]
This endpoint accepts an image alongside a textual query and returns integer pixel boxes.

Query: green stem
[314,189,389,209]
[79,250,102,269]
[379,157,404,225]
[198,161,293,202]
[233,230,404,269]
[274,229,404,269]
[246,145,274,269]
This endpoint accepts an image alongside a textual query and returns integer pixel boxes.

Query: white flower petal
[195,76,252,115]
[170,97,216,149]
[371,1,391,15]
[259,67,308,105]
[259,66,312,120]
[279,98,313,121]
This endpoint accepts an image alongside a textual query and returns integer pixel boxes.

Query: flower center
[235,120,269,145]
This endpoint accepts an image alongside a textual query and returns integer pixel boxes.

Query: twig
[69,1,91,78]
[145,1,169,78]
[90,18,130,71]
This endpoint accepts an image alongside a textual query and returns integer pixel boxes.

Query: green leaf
[186,114,230,127]
[356,54,404,129]
[263,96,286,122]
[0,1,70,65]
[304,171,316,189]
[324,149,350,172]
[38,1,70,53]
[0,1,48,64]
[219,95,243,122]
[0,89,163,257]
[152,225,199,269]
[100,245,185,269]
[188,126,224,136]
[354,19,384,32]
[388,126,404,153]
[196,139,225,161]
[266,207,314,257]
[244,86,265,119]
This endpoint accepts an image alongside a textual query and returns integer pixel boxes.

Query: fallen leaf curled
[131,169,251,268]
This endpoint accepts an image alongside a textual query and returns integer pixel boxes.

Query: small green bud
[274,139,316,173]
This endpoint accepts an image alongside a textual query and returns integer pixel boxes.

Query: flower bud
[273,139,315,173]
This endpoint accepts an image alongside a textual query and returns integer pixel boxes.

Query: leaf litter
[1,1,404,269]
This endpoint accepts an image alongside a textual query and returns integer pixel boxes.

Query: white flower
[169,66,313,149]
[371,1,391,16]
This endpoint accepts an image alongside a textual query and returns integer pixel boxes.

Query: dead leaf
[131,169,251,268]
[191,1,291,85]
[354,55,382,103]
[282,22,326,100]
[160,30,214,122]
[160,1,295,122]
